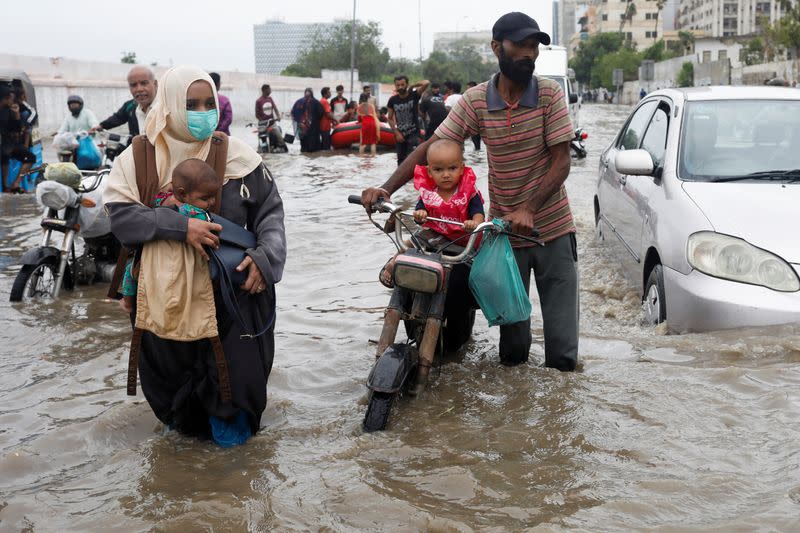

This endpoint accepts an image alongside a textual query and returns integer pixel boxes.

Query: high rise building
[587,0,666,50]
[558,0,579,47]
[253,20,343,74]
[553,1,561,45]
[677,0,788,37]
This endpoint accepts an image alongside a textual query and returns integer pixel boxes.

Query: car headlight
[687,231,800,292]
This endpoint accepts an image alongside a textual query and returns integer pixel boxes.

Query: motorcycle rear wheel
[10,259,69,302]
[363,391,396,432]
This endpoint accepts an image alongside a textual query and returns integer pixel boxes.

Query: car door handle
[618,175,627,186]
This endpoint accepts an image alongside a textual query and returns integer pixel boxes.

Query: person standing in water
[104,66,287,446]
[362,12,579,372]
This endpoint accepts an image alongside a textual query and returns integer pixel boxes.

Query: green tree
[569,32,625,86]
[418,41,495,86]
[676,61,694,87]
[380,58,422,83]
[446,38,497,83]
[620,1,637,36]
[743,37,765,66]
[121,51,137,64]
[667,30,695,56]
[421,51,460,85]
[282,21,390,80]
[653,0,666,43]
[769,0,800,59]
[642,40,677,62]
[594,47,642,88]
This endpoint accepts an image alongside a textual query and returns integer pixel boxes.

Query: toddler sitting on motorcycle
[380,138,485,288]
[119,158,222,312]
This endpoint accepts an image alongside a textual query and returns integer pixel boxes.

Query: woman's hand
[186,218,222,260]
[237,256,267,294]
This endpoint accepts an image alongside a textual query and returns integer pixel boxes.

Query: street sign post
[612,68,624,104]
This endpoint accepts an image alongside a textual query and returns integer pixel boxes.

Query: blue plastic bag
[468,219,532,326]
[75,135,101,170]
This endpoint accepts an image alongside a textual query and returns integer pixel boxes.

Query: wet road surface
[1,104,800,531]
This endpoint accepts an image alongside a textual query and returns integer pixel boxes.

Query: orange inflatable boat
[330,121,396,149]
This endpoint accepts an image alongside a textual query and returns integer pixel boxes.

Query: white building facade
[588,0,667,50]
[677,0,787,37]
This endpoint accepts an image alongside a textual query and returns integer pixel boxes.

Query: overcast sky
[4,0,554,72]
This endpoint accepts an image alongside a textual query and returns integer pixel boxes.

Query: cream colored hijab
[103,66,263,342]
[105,65,262,204]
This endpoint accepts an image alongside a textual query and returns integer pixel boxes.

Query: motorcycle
[52,131,109,169]
[95,130,132,168]
[9,164,120,302]
[348,194,542,432]
[571,128,588,159]
[247,119,288,154]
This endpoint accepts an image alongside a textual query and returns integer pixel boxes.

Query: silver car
[594,86,800,333]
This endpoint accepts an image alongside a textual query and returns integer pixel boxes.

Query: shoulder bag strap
[106,135,159,298]
[205,133,229,215]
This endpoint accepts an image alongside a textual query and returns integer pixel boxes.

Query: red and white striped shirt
[435,74,575,246]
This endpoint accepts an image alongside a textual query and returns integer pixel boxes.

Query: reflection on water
[1,105,800,530]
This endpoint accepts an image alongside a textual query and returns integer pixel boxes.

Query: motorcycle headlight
[687,231,800,292]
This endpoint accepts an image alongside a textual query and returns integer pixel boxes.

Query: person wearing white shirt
[58,95,99,134]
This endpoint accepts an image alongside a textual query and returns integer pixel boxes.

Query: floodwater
[2,104,800,531]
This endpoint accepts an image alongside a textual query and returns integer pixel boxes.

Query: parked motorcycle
[95,131,132,168]
[247,120,288,154]
[348,195,542,432]
[10,164,120,302]
[571,128,588,159]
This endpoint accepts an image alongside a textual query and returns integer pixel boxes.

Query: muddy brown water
[1,105,800,531]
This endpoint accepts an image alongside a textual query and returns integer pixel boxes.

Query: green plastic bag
[468,219,532,326]
[44,162,82,188]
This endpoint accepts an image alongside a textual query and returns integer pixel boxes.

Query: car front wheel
[643,264,666,325]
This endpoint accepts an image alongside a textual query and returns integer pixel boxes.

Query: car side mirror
[615,149,655,176]
[569,93,579,104]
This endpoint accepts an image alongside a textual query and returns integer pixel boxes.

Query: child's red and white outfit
[413,164,485,244]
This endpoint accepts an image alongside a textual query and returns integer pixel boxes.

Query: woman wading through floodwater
[104,66,286,446]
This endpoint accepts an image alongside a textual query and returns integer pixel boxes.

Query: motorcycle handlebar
[348,193,543,261]
[347,194,399,214]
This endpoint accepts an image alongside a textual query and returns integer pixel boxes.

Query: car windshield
[679,100,800,182]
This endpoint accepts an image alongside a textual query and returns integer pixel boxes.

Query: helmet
[67,95,84,105]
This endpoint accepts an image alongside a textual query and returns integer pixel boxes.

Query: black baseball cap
[492,12,551,46]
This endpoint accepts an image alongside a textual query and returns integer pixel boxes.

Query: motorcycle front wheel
[10,258,68,302]
[363,391,396,432]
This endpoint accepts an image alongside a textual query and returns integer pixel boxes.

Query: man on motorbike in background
[255,84,279,123]
[90,66,157,137]
[58,95,99,134]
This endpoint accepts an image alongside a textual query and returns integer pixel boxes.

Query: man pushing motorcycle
[362,11,579,372]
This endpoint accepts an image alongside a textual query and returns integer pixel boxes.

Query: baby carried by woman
[119,158,221,313]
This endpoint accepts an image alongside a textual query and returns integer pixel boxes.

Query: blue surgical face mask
[187,109,218,140]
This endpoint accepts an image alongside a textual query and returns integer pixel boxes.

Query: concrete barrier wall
[695,59,731,86]
[0,53,392,133]
[732,59,799,85]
